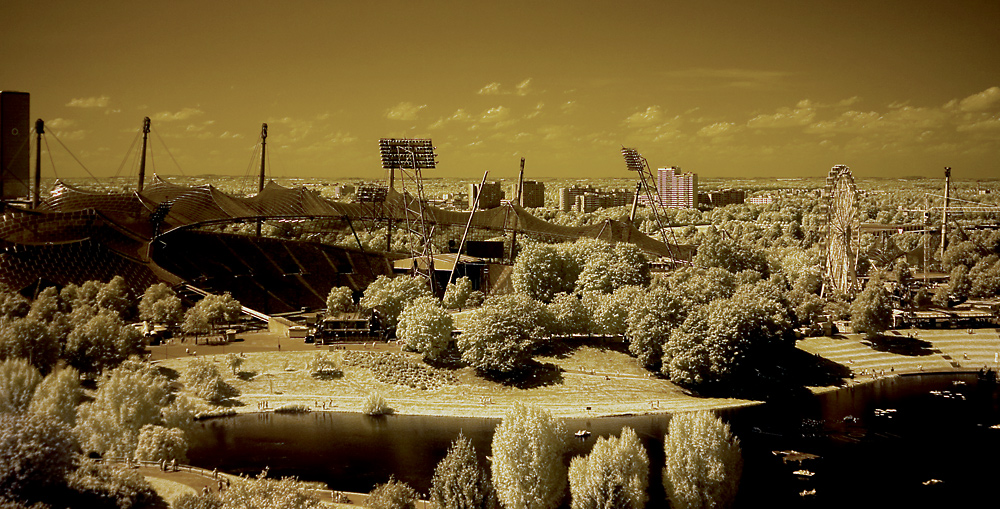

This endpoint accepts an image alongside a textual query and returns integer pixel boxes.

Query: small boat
[799,489,816,497]
[793,469,815,477]
[922,479,943,486]
[574,430,591,438]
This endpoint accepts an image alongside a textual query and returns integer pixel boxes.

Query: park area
[153,327,1000,419]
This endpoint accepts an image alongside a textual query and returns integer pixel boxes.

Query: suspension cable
[151,125,187,177]
[47,130,108,191]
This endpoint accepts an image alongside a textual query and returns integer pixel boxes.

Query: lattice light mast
[379,138,439,294]
[621,147,675,266]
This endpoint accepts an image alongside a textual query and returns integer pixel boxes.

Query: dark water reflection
[188,374,1000,508]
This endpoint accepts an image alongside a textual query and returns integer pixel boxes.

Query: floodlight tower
[621,147,676,266]
[379,138,439,294]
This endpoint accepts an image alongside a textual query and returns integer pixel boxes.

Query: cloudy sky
[3,0,999,182]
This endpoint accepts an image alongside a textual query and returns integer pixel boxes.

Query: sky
[2,0,999,183]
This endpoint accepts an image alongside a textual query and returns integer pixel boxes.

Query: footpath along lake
[188,373,1000,507]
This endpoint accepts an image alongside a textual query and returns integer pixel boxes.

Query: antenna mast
[256,123,267,237]
[33,119,43,208]
[137,117,150,192]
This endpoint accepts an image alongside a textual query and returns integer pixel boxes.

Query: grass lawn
[145,476,195,507]
[157,340,758,418]
[156,327,1000,419]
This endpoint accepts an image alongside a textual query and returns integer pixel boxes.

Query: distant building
[700,188,745,208]
[510,180,545,208]
[469,181,504,209]
[655,167,698,208]
[558,185,633,212]
[330,183,355,199]
[356,183,388,203]
[746,195,773,205]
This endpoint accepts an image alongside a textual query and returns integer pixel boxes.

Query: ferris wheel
[823,165,860,295]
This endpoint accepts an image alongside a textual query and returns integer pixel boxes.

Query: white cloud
[477,79,534,96]
[45,118,75,129]
[959,86,1000,112]
[385,102,427,121]
[66,96,110,108]
[477,82,502,95]
[626,106,662,127]
[747,99,816,128]
[697,122,735,137]
[153,107,205,122]
[428,109,471,129]
[957,118,1000,132]
[515,78,532,96]
[479,106,510,123]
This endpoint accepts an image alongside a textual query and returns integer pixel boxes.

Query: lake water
[188,373,1000,507]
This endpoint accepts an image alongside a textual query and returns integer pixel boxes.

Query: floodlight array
[621,147,645,172]
[379,138,437,169]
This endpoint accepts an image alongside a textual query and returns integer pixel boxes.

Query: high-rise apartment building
[468,181,504,209]
[510,180,545,208]
[655,167,698,208]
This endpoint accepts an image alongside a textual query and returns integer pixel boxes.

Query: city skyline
[2,0,999,182]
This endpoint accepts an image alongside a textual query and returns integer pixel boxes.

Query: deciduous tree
[663,411,742,509]
[0,358,42,414]
[568,427,648,509]
[0,413,77,501]
[138,283,183,327]
[491,402,567,509]
[430,433,498,509]
[360,276,431,330]
[397,296,454,361]
[850,275,892,338]
[325,286,354,316]
[28,366,82,426]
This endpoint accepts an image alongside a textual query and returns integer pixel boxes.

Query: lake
[188,373,1000,507]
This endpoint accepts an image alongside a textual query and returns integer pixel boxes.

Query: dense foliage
[491,402,567,509]
[663,411,742,509]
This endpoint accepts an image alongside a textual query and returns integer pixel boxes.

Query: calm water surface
[188,374,1000,508]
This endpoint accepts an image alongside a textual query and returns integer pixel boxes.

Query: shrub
[275,404,311,414]
[182,359,240,404]
[134,424,188,463]
[362,391,393,416]
[366,477,418,509]
[67,460,159,509]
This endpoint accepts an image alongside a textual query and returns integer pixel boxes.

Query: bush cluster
[342,351,457,390]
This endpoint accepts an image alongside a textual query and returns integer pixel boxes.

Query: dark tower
[0,91,30,201]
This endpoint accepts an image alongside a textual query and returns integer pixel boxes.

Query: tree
[568,427,648,509]
[850,276,892,338]
[442,276,473,310]
[970,256,1000,298]
[588,286,642,337]
[64,311,144,374]
[430,433,498,509]
[0,358,42,414]
[693,227,769,277]
[306,351,340,378]
[457,307,534,376]
[547,293,591,336]
[96,275,133,318]
[511,243,568,302]
[481,293,555,340]
[491,402,567,509]
[0,290,30,321]
[75,361,172,458]
[28,367,82,426]
[360,276,432,331]
[182,305,211,338]
[626,287,691,369]
[224,353,245,376]
[663,411,742,509]
[0,413,77,501]
[26,286,64,324]
[67,460,160,509]
[664,282,794,389]
[193,292,242,332]
[134,424,188,463]
[138,283,183,328]
[182,359,239,404]
[0,316,60,375]
[397,296,454,361]
[325,286,353,316]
